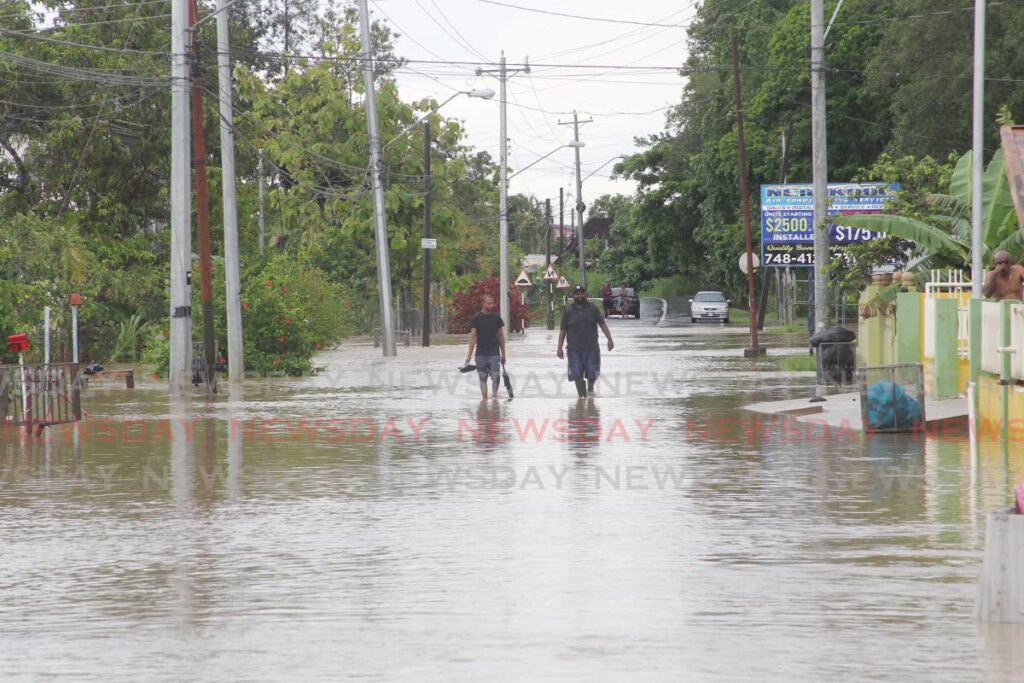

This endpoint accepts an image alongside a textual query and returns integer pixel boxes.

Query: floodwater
[2,301,1023,681]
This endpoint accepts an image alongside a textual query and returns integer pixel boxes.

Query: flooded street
[3,310,1023,681]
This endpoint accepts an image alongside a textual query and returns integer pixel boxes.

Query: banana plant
[834,150,1024,269]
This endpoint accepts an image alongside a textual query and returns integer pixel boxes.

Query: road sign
[542,265,558,281]
[514,270,532,288]
[759,182,898,267]
[420,238,437,249]
[738,253,760,275]
[555,275,571,290]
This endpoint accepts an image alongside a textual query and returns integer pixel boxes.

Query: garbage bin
[809,326,857,388]
[816,340,857,387]
[857,364,926,432]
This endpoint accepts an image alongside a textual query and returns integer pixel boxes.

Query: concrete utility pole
[169,0,192,393]
[559,112,593,288]
[971,0,986,297]
[422,121,432,346]
[358,0,396,356]
[216,0,244,382]
[810,0,829,332]
[499,53,509,326]
[477,54,529,327]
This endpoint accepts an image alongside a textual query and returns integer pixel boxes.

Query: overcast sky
[368,0,695,217]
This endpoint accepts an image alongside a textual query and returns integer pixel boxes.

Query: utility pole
[358,0,396,356]
[422,121,432,346]
[499,53,509,327]
[215,0,244,382]
[971,0,986,297]
[732,38,762,357]
[558,187,565,259]
[189,0,216,394]
[559,112,592,288]
[477,54,529,327]
[169,0,192,394]
[257,152,265,255]
[545,198,554,330]
[810,0,829,333]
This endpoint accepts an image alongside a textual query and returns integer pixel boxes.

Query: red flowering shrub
[449,277,530,333]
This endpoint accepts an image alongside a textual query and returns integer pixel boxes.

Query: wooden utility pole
[558,187,565,260]
[189,0,217,393]
[422,121,432,347]
[545,198,554,330]
[731,38,762,357]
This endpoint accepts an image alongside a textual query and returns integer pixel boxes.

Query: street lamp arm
[582,154,626,184]
[382,92,460,151]
[382,88,494,151]
[509,141,581,180]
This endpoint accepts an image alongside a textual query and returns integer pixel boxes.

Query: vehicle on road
[610,287,640,319]
[689,291,730,324]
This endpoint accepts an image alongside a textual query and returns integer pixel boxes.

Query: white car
[689,291,730,324]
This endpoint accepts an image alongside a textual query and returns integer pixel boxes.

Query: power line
[476,0,694,28]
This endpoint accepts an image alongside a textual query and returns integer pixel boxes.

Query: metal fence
[1,363,82,436]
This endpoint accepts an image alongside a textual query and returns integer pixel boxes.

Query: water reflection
[1,323,1023,679]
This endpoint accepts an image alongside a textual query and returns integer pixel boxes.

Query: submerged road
[1,318,1022,681]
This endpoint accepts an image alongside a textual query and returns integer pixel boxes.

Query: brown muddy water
[2,316,1023,681]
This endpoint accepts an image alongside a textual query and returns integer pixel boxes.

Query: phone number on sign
[763,251,814,266]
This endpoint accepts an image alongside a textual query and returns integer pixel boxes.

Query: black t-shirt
[561,302,605,351]
[470,312,504,355]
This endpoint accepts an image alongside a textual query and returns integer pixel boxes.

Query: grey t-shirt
[561,302,604,351]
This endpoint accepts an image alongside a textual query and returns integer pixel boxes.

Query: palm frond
[949,151,973,205]
[834,214,968,259]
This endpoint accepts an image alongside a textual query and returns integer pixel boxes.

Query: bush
[146,255,356,377]
[449,277,530,333]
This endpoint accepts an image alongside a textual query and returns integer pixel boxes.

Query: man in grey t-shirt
[465,295,506,399]
[556,285,614,397]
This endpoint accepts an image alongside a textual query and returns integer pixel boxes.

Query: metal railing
[925,269,970,359]
[0,362,82,436]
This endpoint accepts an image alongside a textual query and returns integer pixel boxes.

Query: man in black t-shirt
[556,285,614,398]
[465,295,506,399]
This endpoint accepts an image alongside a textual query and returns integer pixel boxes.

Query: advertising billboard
[760,182,898,267]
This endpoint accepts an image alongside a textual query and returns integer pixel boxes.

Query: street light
[383,88,494,150]
[582,154,626,183]
[508,140,584,180]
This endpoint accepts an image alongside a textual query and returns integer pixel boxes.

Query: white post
[977,510,1024,622]
[811,0,829,332]
[498,52,510,327]
[358,0,396,357]
[216,0,244,382]
[971,0,986,298]
[44,306,50,367]
[71,305,79,364]
[18,352,28,428]
[169,0,192,392]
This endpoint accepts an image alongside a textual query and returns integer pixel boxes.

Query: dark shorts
[475,355,501,382]
[566,348,600,382]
